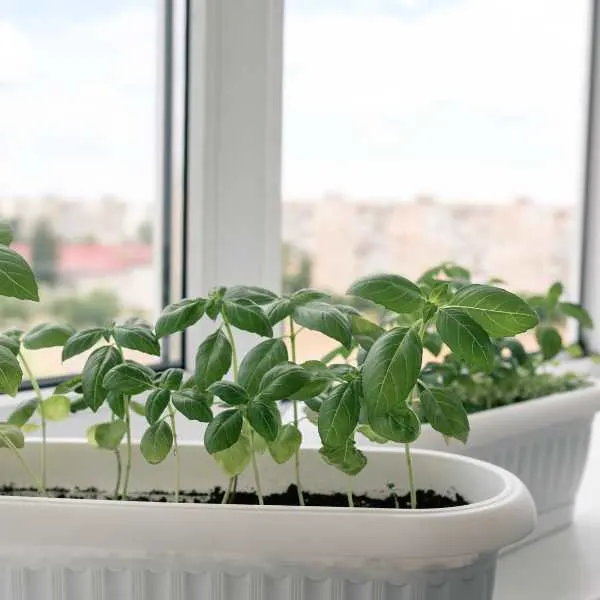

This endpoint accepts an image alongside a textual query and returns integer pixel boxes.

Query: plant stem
[250,431,264,505]
[222,476,234,504]
[113,449,122,500]
[121,396,132,500]
[19,352,46,492]
[221,314,242,505]
[167,404,180,502]
[113,342,132,501]
[231,474,238,501]
[288,317,305,506]
[404,443,417,509]
[346,476,354,508]
[0,431,44,495]
[222,316,239,380]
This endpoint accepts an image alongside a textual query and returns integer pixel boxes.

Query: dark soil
[0,484,467,509]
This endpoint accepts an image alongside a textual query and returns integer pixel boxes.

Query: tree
[50,289,121,328]
[137,220,153,244]
[31,219,59,286]
[282,242,312,295]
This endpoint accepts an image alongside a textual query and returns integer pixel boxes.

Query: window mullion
[184,0,284,367]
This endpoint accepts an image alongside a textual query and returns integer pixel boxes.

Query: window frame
[182,0,284,365]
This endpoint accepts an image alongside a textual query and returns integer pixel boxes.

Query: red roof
[12,243,152,276]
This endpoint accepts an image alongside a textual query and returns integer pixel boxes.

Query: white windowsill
[495,414,600,600]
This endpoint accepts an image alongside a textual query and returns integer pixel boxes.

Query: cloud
[282,0,591,203]
[0,21,33,83]
[0,6,158,203]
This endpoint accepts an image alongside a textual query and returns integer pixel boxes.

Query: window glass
[283,0,590,359]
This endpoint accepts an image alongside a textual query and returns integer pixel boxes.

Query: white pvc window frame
[581,0,600,355]
[183,0,284,363]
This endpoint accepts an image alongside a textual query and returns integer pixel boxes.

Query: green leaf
[346,274,425,314]
[69,396,87,413]
[499,339,529,366]
[547,282,564,309]
[0,246,39,301]
[113,325,160,356]
[304,396,323,412]
[0,334,20,355]
[350,315,384,351]
[328,363,359,382]
[86,424,99,447]
[208,381,249,406]
[559,302,594,329]
[290,288,329,306]
[195,330,232,390]
[319,439,367,476]
[443,264,471,281]
[171,390,213,422]
[103,362,154,395]
[140,421,173,464]
[419,385,469,443]
[23,323,74,350]
[318,381,361,448]
[265,298,294,325]
[155,298,206,338]
[40,395,70,421]
[320,344,353,364]
[247,398,281,441]
[145,389,171,424]
[94,420,127,450]
[0,222,13,246]
[106,391,125,418]
[62,328,104,361]
[257,362,311,402]
[423,331,443,356]
[357,424,388,444]
[204,409,243,453]
[223,285,278,305]
[158,368,184,391]
[8,398,38,427]
[0,345,22,396]
[238,338,288,397]
[536,325,563,360]
[288,360,333,400]
[446,284,539,336]
[361,327,422,422]
[205,296,223,320]
[436,308,494,371]
[222,299,273,337]
[268,424,302,464]
[55,375,82,394]
[130,400,146,417]
[0,423,24,449]
[292,301,353,349]
[368,408,421,443]
[428,282,453,305]
[214,433,252,476]
[81,346,122,412]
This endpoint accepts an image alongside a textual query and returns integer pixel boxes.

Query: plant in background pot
[345,267,600,544]
[0,272,540,600]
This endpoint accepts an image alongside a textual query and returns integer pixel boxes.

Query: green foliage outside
[31,219,59,286]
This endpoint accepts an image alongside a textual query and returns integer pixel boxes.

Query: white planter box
[408,382,600,545]
[0,447,534,600]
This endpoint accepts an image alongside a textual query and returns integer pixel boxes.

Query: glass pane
[283,0,590,359]
[0,0,182,378]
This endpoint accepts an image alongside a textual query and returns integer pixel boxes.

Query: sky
[0,0,592,206]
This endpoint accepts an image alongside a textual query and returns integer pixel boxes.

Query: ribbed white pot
[406,381,600,544]
[0,447,535,600]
